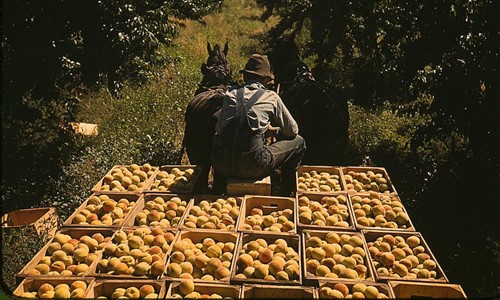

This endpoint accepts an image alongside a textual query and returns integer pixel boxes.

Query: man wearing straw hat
[212,54,306,196]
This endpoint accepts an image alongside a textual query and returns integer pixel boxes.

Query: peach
[140,285,156,298]
[70,288,86,298]
[236,254,253,270]
[214,266,230,279]
[334,283,349,297]
[150,261,166,277]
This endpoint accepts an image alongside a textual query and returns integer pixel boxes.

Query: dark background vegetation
[2,0,499,296]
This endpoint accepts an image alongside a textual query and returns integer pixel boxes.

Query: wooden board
[362,229,448,283]
[145,165,201,194]
[227,176,271,196]
[88,227,179,280]
[350,193,416,232]
[388,280,467,298]
[91,165,158,195]
[318,280,394,298]
[166,281,242,298]
[178,195,243,232]
[121,193,193,229]
[241,284,317,298]
[87,279,167,298]
[231,232,302,286]
[1,207,58,238]
[295,193,355,232]
[238,195,297,235]
[16,228,115,283]
[13,276,94,298]
[301,230,374,284]
[63,194,143,229]
[296,166,346,194]
[341,166,398,195]
[163,230,240,284]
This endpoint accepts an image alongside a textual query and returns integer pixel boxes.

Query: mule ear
[223,42,229,56]
[207,42,212,54]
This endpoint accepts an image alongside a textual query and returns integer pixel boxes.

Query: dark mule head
[283,60,315,84]
[197,42,232,95]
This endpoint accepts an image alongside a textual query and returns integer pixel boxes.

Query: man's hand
[265,125,280,138]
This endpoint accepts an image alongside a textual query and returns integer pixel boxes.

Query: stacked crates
[11,163,467,298]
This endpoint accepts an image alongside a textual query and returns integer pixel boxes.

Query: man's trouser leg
[267,135,306,196]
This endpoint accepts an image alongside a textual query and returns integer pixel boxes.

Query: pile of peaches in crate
[11,163,467,299]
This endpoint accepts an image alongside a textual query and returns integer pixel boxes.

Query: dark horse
[270,42,349,165]
[182,42,233,193]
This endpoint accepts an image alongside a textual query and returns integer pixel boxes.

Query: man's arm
[274,94,299,137]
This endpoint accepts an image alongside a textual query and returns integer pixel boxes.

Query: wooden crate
[302,230,374,284]
[388,281,467,298]
[163,230,240,284]
[227,176,271,196]
[231,232,302,286]
[296,166,346,194]
[63,194,142,228]
[318,280,394,298]
[350,193,416,232]
[296,193,355,232]
[179,195,243,232]
[238,196,297,235]
[89,227,178,280]
[1,207,59,238]
[13,276,94,298]
[362,229,448,283]
[341,166,397,195]
[16,228,115,282]
[92,164,158,195]
[166,281,242,298]
[122,193,192,229]
[241,284,317,298]
[146,165,201,194]
[87,279,167,298]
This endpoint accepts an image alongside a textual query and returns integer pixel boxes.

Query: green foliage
[2,0,221,214]
[1,226,53,292]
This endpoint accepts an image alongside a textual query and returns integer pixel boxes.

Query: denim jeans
[268,134,306,196]
[212,134,306,196]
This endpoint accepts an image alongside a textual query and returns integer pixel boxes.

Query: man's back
[211,54,306,195]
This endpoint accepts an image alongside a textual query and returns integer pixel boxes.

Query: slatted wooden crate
[241,284,317,298]
[92,164,158,195]
[362,229,448,283]
[13,276,94,298]
[89,226,178,280]
[146,165,201,194]
[1,207,59,238]
[296,193,355,232]
[350,193,416,232]
[227,176,271,196]
[301,230,374,284]
[163,230,240,284]
[296,166,346,194]
[238,195,297,235]
[16,228,115,283]
[63,193,142,228]
[318,280,394,298]
[179,195,243,232]
[231,232,302,286]
[166,281,242,298]
[341,166,397,195]
[389,281,467,298]
[87,279,167,298]
[121,193,192,229]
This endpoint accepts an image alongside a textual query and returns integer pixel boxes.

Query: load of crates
[11,163,467,298]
